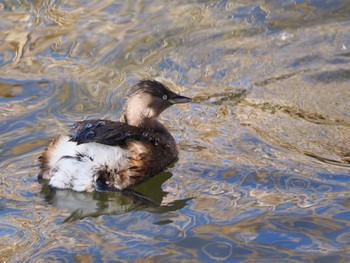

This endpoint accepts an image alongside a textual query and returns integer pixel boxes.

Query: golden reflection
[56,83,71,102]
[74,254,94,263]
[0,82,22,98]
[251,191,284,206]
[11,139,49,156]
[193,221,261,244]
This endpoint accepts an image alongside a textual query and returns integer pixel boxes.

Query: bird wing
[69,120,145,146]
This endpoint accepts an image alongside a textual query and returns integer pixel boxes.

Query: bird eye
[162,95,168,100]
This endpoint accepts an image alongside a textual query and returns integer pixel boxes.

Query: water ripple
[1,0,350,262]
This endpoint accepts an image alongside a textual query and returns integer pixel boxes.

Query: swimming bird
[38,80,192,192]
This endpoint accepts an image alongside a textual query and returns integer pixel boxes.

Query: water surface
[1,0,350,262]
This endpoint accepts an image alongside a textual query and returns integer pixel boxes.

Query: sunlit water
[1,0,350,262]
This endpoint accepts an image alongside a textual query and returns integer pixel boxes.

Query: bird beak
[169,95,192,104]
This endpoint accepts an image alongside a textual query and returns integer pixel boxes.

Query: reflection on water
[41,172,192,222]
[1,0,350,262]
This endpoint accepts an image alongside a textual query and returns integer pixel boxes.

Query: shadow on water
[40,171,192,223]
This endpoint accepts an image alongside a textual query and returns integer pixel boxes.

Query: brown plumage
[38,80,192,192]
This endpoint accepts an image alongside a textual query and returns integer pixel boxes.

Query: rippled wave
[1,0,350,262]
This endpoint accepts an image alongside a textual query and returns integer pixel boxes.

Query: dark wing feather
[69,120,146,146]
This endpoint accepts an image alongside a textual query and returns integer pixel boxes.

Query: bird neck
[124,114,170,134]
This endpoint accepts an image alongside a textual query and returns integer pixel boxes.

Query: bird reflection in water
[40,171,192,222]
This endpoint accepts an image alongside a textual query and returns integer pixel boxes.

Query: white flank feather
[47,135,128,192]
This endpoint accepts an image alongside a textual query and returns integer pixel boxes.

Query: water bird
[38,80,192,192]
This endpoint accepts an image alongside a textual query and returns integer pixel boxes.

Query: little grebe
[38,80,192,192]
